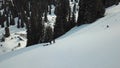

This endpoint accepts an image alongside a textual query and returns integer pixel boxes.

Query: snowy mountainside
[0,3,120,68]
[0,0,79,55]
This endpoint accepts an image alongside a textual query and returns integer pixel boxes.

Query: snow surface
[0,23,27,55]
[0,3,120,68]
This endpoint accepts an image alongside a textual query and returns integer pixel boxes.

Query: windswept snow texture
[0,3,120,68]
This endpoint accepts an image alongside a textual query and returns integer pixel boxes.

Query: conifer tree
[0,12,5,28]
[4,27,10,37]
[17,18,20,28]
[21,18,25,28]
[77,0,105,26]
[103,0,119,7]
[0,12,2,26]
[10,15,15,25]
[54,0,70,38]
[26,0,48,46]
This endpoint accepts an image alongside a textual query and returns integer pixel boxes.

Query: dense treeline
[77,0,105,26]
[103,0,119,7]
[77,0,120,26]
[0,0,119,46]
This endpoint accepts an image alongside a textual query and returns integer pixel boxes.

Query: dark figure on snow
[107,25,109,28]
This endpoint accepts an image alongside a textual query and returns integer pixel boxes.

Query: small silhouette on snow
[107,25,109,28]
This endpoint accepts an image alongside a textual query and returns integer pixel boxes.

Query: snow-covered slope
[0,0,79,55]
[0,3,120,68]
